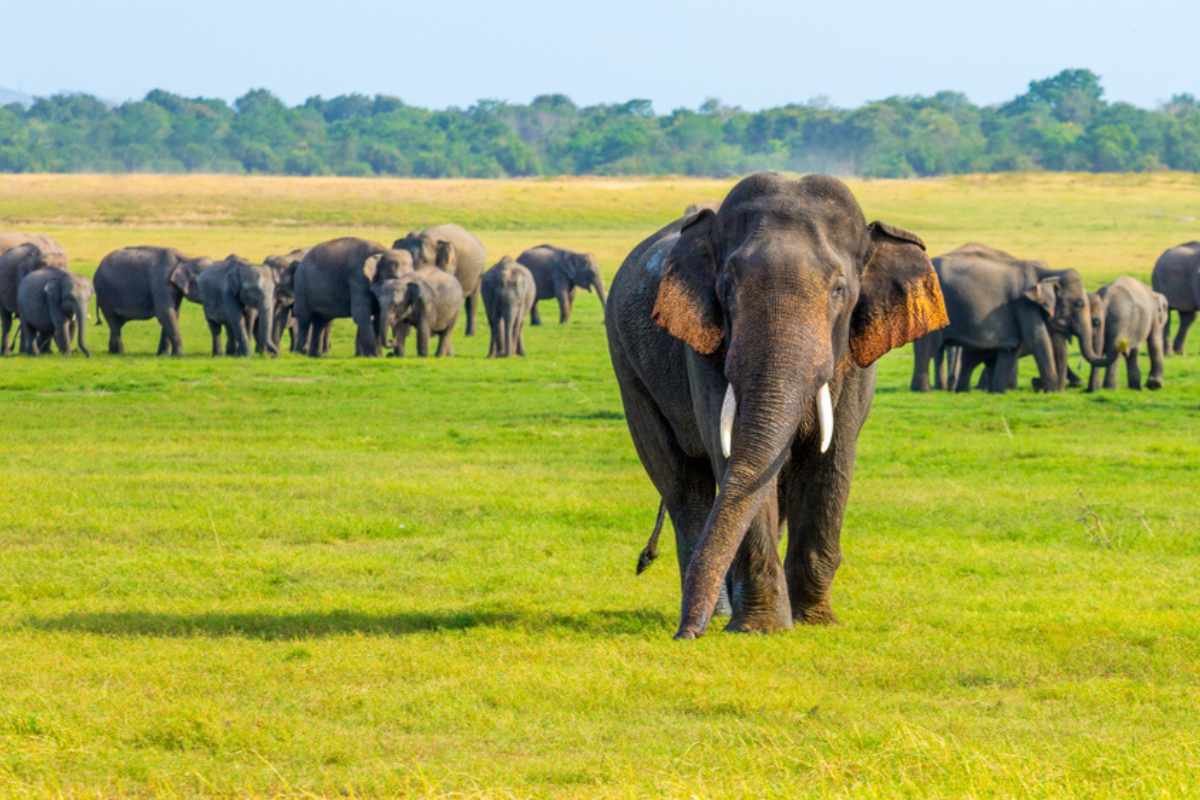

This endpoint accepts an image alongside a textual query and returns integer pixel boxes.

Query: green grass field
[1,173,1199,798]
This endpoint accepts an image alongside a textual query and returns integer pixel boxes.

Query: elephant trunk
[593,275,607,316]
[75,306,90,357]
[376,304,391,350]
[257,299,276,355]
[1075,301,1109,366]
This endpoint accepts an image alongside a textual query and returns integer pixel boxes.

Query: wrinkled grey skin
[607,173,947,639]
[293,238,412,357]
[393,224,486,337]
[94,246,211,355]
[517,244,607,325]
[1151,241,1200,355]
[17,267,92,356]
[377,266,464,357]
[911,243,1105,392]
[264,248,308,352]
[1087,278,1167,391]
[481,256,535,357]
[0,243,68,355]
[198,256,278,357]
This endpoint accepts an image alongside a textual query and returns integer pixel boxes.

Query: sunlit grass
[0,173,1198,797]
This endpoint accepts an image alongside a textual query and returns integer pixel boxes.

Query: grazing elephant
[1151,241,1200,355]
[94,246,211,355]
[1087,277,1167,391]
[17,267,92,356]
[376,264,464,357]
[292,238,412,357]
[264,248,308,352]
[0,242,68,354]
[910,244,1105,392]
[197,256,278,357]
[516,244,607,325]
[393,224,486,336]
[606,173,948,639]
[481,256,535,357]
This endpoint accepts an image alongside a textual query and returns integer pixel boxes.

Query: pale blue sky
[4,0,1197,110]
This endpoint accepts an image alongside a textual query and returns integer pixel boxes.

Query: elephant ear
[435,241,457,273]
[849,221,949,368]
[651,208,723,354]
[224,263,243,297]
[43,278,65,319]
[168,262,191,293]
[362,254,383,283]
[1023,278,1059,317]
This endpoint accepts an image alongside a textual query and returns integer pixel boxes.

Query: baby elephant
[17,267,93,356]
[198,255,278,357]
[1088,277,1168,391]
[481,256,535,357]
[374,267,463,357]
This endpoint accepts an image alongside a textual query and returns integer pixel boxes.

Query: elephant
[516,244,607,325]
[1087,277,1167,391]
[0,242,68,354]
[1151,241,1200,355]
[94,246,212,355]
[264,248,308,352]
[393,224,486,337]
[16,267,92,356]
[292,238,412,357]
[375,262,464,357]
[481,256,535,357]
[197,255,278,357]
[910,243,1105,393]
[0,232,64,259]
[606,172,948,639]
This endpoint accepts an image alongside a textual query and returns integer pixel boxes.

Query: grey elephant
[376,262,464,358]
[1087,277,1167,391]
[910,243,1105,392]
[1151,241,1200,355]
[606,173,948,639]
[393,224,486,337]
[481,256,535,357]
[198,255,278,357]
[516,244,607,325]
[17,267,92,356]
[292,238,412,357]
[94,246,212,355]
[264,248,308,352]
[0,232,64,259]
[0,242,68,354]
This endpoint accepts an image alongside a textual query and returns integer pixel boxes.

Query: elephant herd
[910,241,1198,394]
[0,226,608,359]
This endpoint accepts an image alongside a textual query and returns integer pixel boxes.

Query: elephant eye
[1092,319,1101,328]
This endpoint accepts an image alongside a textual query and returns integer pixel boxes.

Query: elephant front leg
[207,319,222,356]
[416,321,432,357]
[1146,329,1165,389]
[1087,363,1102,392]
[725,487,792,634]
[464,290,478,337]
[556,286,572,324]
[156,307,184,356]
[0,310,11,356]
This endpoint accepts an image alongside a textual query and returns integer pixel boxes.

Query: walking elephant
[17,267,92,356]
[481,256,535,357]
[0,242,68,354]
[94,246,211,355]
[292,238,412,357]
[374,265,463,358]
[393,224,485,337]
[516,244,606,325]
[264,248,308,352]
[606,173,948,639]
[910,244,1105,392]
[1151,241,1200,355]
[198,256,278,357]
[1087,277,1167,391]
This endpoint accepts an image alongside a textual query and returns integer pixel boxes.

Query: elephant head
[567,252,607,311]
[225,256,277,355]
[1024,268,1106,366]
[393,232,438,268]
[5,242,67,275]
[651,174,948,637]
[371,277,408,349]
[45,273,93,357]
[168,256,209,303]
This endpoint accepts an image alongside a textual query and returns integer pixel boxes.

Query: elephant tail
[636,499,667,575]
[94,295,102,326]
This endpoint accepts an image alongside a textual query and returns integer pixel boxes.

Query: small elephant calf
[1088,277,1168,391]
[197,255,279,357]
[375,267,464,357]
[481,256,535,357]
[17,267,93,356]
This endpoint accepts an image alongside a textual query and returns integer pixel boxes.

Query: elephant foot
[724,610,793,635]
[793,601,838,625]
[673,628,700,640]
[1147,377,1163,390]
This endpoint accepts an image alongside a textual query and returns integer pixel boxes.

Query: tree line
[2,69,1198,178]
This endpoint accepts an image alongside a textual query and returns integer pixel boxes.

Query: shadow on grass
[25,607,673,640]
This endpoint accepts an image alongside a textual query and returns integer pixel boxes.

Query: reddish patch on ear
[850,243,949,368]
[652,273,723,354]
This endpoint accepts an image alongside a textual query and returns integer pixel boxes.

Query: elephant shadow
[24,607,673,640]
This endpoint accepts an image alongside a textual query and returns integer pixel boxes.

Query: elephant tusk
[817,383,833,454]
[719,384,736,459]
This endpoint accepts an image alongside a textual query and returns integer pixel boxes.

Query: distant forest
[2,69,1199,178]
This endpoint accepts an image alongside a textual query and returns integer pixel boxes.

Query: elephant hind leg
[1147,329,1165,389]
[1173,310,1195,355]
[1126,348,1142,390]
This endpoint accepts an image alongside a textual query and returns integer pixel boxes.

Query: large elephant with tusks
[606,173,948,639]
